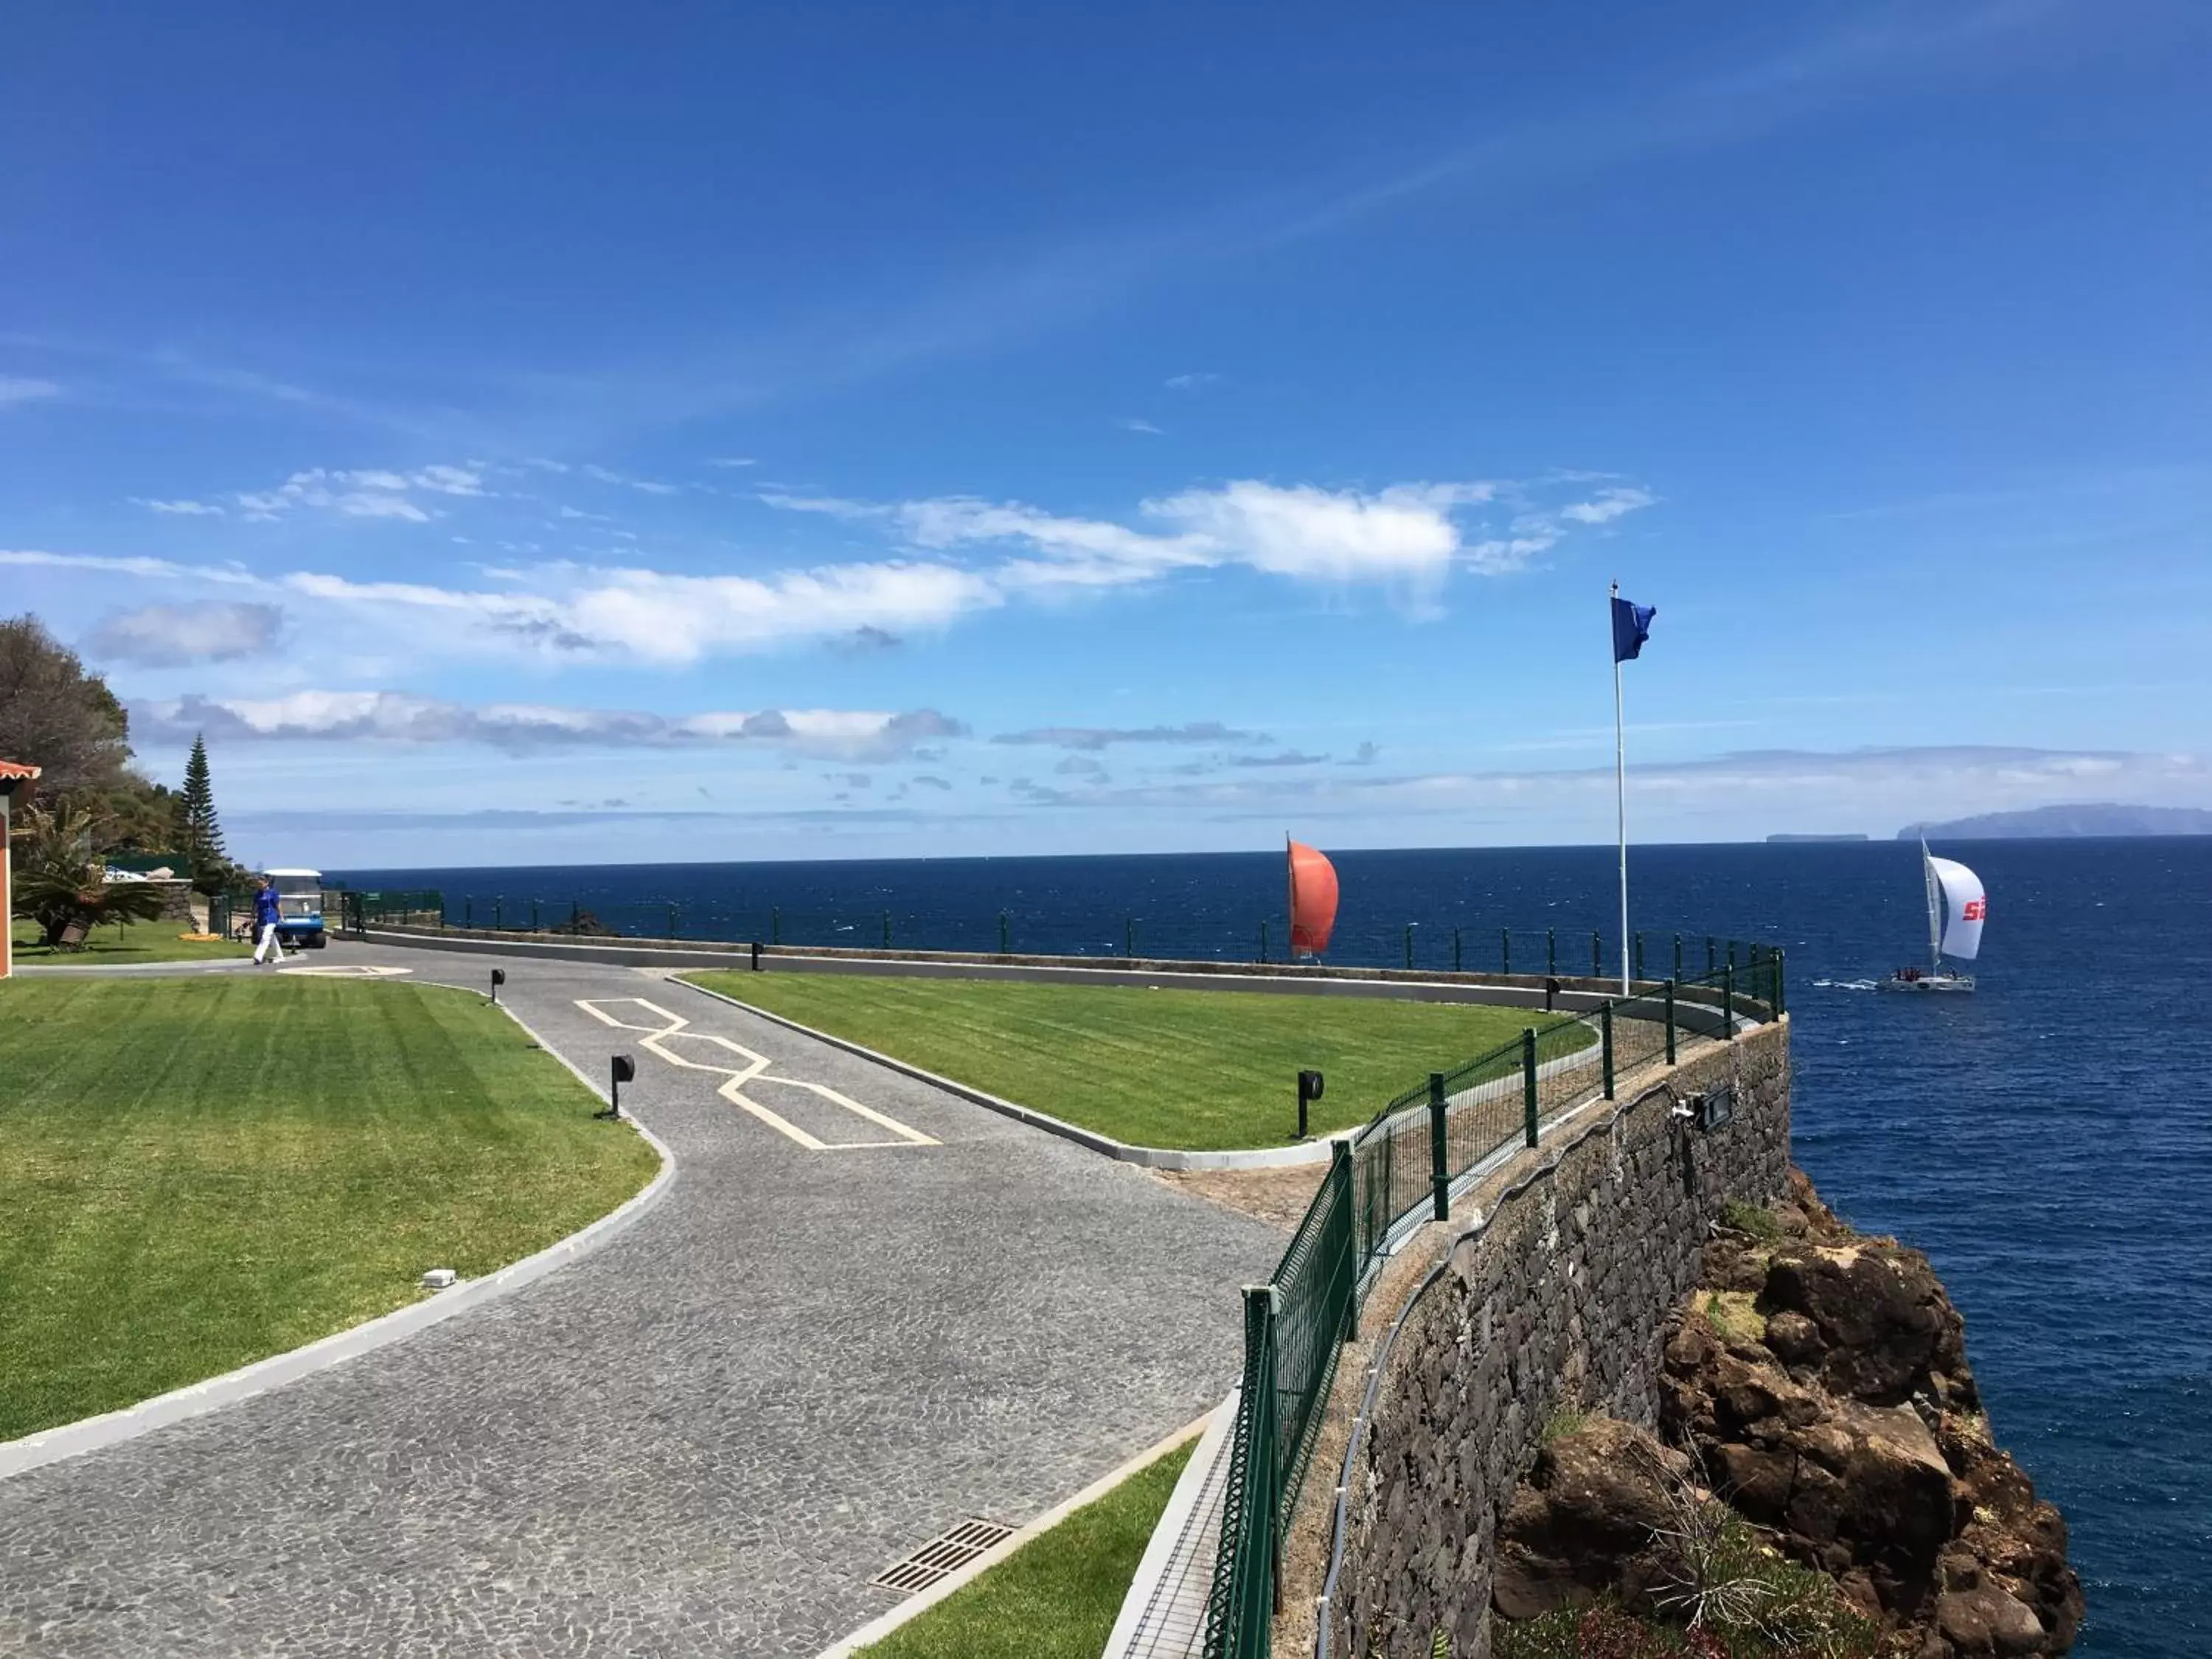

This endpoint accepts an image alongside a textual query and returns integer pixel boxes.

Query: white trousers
[254,922,285,963]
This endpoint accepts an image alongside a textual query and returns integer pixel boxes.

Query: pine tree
[176,734,229,891]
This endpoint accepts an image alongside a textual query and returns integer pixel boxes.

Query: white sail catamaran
[1887,839,1986,992]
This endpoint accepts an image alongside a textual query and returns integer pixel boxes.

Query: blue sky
[4,1,2208,867]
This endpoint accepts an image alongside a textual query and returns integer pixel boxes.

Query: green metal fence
[1201,946,1786,1659]
[336,889,446,932]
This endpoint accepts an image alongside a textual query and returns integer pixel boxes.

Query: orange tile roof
[0,760,42,781]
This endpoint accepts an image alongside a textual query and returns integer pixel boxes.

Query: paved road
[0,940,1281,1657]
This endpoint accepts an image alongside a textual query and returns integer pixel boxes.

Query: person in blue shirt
[251,877,286,965]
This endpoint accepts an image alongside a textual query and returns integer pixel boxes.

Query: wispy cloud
[86,602,284,667]
[581,462,680,496]
[130,497,226,517]
[135,691,967,758]
[0,375,60,405]
[706,456,758,469]
[994,721,1267,751]
[1117,417,1166,436]
[232,464,487,523]
[1164,372,1220,392]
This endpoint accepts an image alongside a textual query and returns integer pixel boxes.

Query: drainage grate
[870,1518,1017,1595]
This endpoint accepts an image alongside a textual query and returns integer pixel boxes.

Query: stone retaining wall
[1326,1020,1790,1659]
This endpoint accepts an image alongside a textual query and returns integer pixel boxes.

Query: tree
[0,616,134,801]
[11,801,170,946]
[175,734,230,891]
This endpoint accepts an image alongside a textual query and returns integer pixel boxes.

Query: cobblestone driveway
[0,944,1281,1657]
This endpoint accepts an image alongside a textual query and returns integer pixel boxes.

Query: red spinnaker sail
[1287,839,1340,956]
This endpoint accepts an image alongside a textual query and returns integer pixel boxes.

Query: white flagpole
[1613,580,1630,995]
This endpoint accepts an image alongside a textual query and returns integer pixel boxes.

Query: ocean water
[344,839,2212,1654]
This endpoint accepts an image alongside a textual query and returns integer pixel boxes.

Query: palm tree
[13,802,170,946]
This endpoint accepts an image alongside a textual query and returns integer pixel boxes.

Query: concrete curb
[0,990,677,1484]
[811,1411,1214,1659]
[673,974,1337,1171]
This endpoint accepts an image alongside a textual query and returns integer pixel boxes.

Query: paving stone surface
[0,943,1281,1657]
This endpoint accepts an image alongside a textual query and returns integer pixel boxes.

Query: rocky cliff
[1492,1171,2082,1658]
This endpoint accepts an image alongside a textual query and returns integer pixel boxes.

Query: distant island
[1899,802,2212,839]
[1764,832,1869,844]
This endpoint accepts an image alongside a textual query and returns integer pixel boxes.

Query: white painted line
[0,987,674,1484]
[813,1411,1215,1659]
[577,996,937,1152]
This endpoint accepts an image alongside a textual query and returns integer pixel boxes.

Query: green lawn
[11,915,249,963]
[685,971,1543,1149]
[863,1440,1192,1659]
[0,976,659,1440]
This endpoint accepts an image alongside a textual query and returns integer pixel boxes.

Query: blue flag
[1611,594,1655,662]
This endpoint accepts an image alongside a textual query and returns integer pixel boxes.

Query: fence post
[1522,1029,1540,1147]
[1404,923,1415,971]
[883,910,892,950]
[494,897,503,931]
[1673,933,1683,980]
[1775,947,1787,1017]
[1502,928,1512,975]
[1592,930,1602,978]
[771,905,781,946]
[1634,931,1644,981]
[667,902,678,939]
[531,898,540,932]
[1239,1284,1282,1618]
[1125,916,1135,959]
[1429,1071,1450,1221]
[1723,961,1735,1037]
[1259,919,1269,964]
[1728,939,1738,971]
[571,898,580,931]
[999,911,1009,955]
[1707,936,1717,974]
[1546,927,1556,977]
[1453,926,1462,973]
[1601,1003,1615,1099]
[1664,979,1677,1065]
[465,895,473,928]
[1332,1139,1359,1343]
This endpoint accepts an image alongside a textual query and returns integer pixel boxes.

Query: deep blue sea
[344,839,2211,1655]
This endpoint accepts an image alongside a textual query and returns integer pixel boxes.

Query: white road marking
[574,997,938,1152]
[276,964,414,978]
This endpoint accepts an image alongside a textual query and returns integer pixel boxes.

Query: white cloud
[131,497,226,516]
[706,456,758,468]
[1118,417,1166,435]
[85,602,284,667]
[582,462,680,495]
[232,465,487,523]
[135,691,967,758]
[0,376,61,405]
[1164,372,1220,392]
[1558,486,1658,525]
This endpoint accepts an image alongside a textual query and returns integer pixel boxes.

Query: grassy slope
[863,1440,1193,1659]
[686,971,1540,1149]
[11,915,250,962]
[0,976,658,1440]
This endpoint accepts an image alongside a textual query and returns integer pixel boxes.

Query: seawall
[1320,1021,1791,1659]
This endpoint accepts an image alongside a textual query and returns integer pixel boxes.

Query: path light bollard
[1601,1003,1615,1099]
[490,967,505,1005]
[1547,927,1556,977]
[602,1054,636,1121]
[1545,975,1559,1012]
[1664,978,1677,1065]
[1297,1068,1324,1141]
[1428,1072,1450,1221]
[1521,1029,1540,1148]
